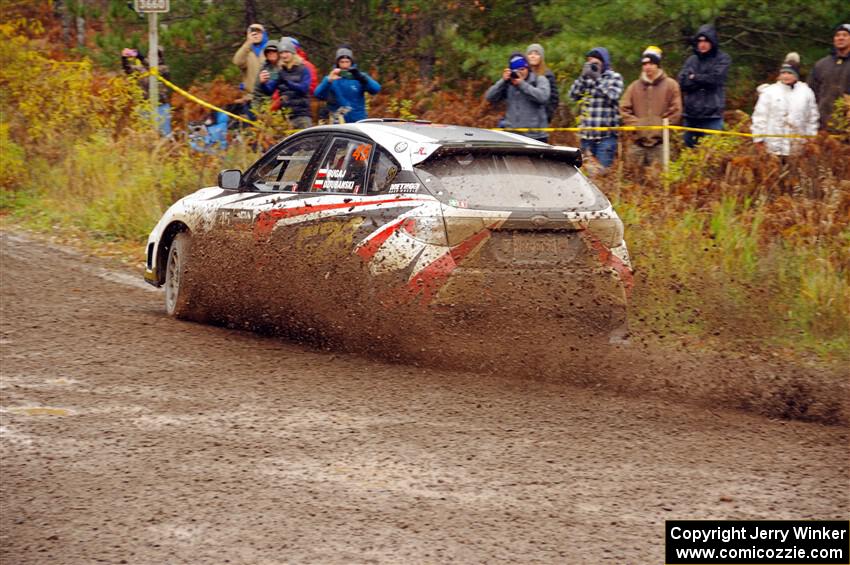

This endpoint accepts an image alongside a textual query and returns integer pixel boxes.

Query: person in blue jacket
[260,38,313,129]
[314,47,381,123]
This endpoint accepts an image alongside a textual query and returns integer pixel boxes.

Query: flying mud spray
[178,227,848,425]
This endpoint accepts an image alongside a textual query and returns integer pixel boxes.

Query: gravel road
[1,231,847,564]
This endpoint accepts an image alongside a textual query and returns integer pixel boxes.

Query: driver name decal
[314,169,354,191]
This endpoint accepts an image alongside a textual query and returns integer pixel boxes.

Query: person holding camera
[121,47,172,136]
[485,52,551,142]
[313,47,381,123]
[252,41,281,108]
[232,23,269,102]
[568,47,624,169]
[258,38,313,129]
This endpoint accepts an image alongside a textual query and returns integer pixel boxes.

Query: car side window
[251,135,325,192]
[309,137,373,194]
[367,149,400,194]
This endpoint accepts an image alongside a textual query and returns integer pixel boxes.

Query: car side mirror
[218,169,243,190]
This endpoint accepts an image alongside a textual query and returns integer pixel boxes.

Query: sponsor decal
[394,142,408,153]
[415,146,427,156]
[388,182,421,194]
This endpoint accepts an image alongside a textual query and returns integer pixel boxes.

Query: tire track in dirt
[1,231,848,564]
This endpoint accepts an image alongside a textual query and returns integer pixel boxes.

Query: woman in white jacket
[751,53,819,156]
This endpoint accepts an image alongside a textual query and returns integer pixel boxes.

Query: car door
[213,133,328,236]
[286,135,378,266]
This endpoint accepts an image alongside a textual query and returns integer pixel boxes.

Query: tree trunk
[77,2,86,47]
[244,0,259,28]
[415,13,436,83]
[54,0,70,45]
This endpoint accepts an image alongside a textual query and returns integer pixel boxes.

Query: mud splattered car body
[144,121,632,341]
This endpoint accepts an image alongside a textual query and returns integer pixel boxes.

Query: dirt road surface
[1,231,848,564]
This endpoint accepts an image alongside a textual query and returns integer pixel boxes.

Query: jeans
[581,135,618,169]
[683,117,723,148]
[142,103,172,136]
[156,103,172,137]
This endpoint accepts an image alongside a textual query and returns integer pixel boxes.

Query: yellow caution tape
[139,70,831,140]
[148,67,259,126]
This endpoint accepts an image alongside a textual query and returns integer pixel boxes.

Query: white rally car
[144,120,632,340]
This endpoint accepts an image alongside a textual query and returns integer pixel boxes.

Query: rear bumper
[428,266,629,336]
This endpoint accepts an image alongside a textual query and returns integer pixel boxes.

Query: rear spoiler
[422,142,582,168]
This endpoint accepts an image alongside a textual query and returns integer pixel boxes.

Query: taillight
[586,217,624,248]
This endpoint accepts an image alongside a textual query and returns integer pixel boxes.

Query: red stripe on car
[355,218,416,261]
[253,197,425,239]
[404,228,492,304]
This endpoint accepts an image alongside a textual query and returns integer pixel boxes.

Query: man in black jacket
[810,23,850,130]
[677,25,732,148]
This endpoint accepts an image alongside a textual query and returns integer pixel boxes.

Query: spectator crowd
[126,22,849,166]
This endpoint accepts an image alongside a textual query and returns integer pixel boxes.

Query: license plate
[512,234,560,260]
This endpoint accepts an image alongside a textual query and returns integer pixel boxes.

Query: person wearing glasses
[619,46,682,166]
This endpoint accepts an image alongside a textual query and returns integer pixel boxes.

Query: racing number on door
[352,144,371,162]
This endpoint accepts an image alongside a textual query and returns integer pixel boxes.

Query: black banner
[666,520,849,564]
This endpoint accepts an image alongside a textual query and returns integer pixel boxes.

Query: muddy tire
[164,232,205,321]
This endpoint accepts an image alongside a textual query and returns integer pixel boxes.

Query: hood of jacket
[251,31,269,58]
[692,24,719,57]
[589,47,612,72]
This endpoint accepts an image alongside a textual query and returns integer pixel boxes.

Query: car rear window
[415,153,609,211]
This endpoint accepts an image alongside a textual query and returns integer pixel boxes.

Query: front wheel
[164,232,204,320]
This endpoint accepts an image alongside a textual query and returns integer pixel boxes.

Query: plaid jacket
[568,70,625,140]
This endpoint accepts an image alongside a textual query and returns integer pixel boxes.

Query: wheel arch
[155,221,191,285]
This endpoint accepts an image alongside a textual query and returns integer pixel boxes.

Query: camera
[340,70,353,79]
[589,62,600,73]
[509,70,519,80]
[249,26,262,33]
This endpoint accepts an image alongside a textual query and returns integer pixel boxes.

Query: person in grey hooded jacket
[486,52,550,142]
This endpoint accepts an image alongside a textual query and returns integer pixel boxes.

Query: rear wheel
[164,232,201,320]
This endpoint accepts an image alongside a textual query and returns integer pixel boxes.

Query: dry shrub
[369,76,503,126]
[610,133,850,360]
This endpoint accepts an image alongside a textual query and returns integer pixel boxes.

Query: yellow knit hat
[641,45,663,64]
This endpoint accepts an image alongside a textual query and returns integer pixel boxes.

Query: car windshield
[415,153,609,211]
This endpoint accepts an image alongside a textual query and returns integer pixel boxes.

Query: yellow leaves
[0,25,144,152]
[0,122,27,190]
